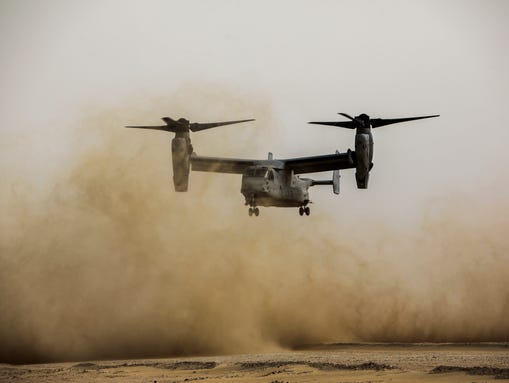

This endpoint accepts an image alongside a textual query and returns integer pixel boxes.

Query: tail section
[332,168,340,194]
[311,168,341,195]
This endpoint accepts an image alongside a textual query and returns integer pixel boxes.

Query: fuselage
[240,166,311,207]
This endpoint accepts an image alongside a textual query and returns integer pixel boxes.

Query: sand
[1,343,508,382]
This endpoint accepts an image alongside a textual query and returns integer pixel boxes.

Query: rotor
[125,117,255,133]
[309,113,439,129]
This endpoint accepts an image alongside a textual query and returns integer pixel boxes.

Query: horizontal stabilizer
[311,180,333,186]
[311,168,340,194]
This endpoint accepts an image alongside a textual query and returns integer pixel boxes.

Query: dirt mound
[238,361,296,369]
[238,360,395,371]
[431,365,509,379]
[71,361,217,371]
[71,362,101,370]
[308,361,395,371]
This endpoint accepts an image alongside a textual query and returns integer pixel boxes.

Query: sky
[1,0,509,223]
[1,0,509,363]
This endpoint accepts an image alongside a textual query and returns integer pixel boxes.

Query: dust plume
[1,87,508,364]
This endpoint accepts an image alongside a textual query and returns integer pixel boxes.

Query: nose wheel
[248,207,260,217]
[299,206,310,216]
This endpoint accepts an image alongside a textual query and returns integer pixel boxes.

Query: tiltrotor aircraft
[126,113,438,216]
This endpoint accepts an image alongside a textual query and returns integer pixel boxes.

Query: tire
[299,207,304,216]
[248,208,253,216]
[305,207,310,216]
[254,207,259,216]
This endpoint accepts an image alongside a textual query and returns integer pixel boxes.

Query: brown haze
[1,88,509,365]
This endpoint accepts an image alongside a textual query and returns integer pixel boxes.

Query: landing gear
[247,194,260,217]
[299,206,310,216]
[248,207,260,217]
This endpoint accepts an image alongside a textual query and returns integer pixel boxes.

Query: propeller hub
[356,114,370,128]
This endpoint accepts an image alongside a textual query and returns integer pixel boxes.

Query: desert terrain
[1,343,508,383]
[2,4,509,383]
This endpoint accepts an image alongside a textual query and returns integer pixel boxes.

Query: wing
[283,150,355,174]
[191,154,259,174]
[191,150,355,175]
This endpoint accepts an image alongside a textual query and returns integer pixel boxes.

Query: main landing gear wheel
[299,206,310,216]
[248,207,260,217]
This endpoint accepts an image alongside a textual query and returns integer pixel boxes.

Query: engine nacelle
[355,133,371,189]
[171,136,191,192]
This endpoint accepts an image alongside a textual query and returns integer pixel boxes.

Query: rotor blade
[338,113,355,120]
[189,118,255,132]
[308,121,357,129]
[370,115,439,128]
[125,125,177,133]
[161,117,177,125]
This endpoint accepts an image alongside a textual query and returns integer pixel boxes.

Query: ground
[1,343,508,383]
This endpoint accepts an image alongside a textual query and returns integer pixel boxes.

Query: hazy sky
[1,0,508,224]
[1,0,509,363]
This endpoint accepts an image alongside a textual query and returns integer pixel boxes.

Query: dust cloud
[1,88,508,364]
